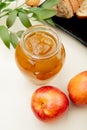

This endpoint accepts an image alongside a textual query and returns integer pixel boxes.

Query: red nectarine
[31,86,69,122]
[68,71,87,106]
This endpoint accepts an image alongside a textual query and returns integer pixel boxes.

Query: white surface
[0,2,87,130]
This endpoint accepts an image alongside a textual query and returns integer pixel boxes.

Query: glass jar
[15,25,66,84]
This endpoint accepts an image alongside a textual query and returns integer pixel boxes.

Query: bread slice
[69,0,80,13]
[26,0,40,6]
[77,0,84,5]
[56,0,74,18]
[76,0,87,18]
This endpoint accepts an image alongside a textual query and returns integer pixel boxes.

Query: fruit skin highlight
[31,86,69,122]
[68,71,87,106]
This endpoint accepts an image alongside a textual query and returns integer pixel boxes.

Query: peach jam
[15,25,66,84]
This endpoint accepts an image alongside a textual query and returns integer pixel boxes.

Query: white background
[0,1,87,130]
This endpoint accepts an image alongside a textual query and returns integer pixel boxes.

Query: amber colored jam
[15,27,65,84]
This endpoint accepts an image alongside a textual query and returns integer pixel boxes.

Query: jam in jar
[15,25,66,84]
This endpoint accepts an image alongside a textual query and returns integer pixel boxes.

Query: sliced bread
[56,0,74,18]
[76,0,87,18]
[26,0,40,6]
[77,0,84,5]
[69,0,80,13]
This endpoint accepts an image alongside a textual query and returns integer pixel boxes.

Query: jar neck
[20,25,62,60]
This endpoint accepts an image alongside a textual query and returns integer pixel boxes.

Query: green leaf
[18,12,32,28]
[16,8,29,14]
[0,2,10,10]
[10,32,18,48]
[29,7,57,20]
[45,18,55,26]
[6,10,17,28]
[0,25,10,48]
[5,0,16,2]
[2,8,13,13]
[16,30,24,38]
[42,0,61,8]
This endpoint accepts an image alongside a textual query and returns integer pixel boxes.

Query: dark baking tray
[52,16,87,46]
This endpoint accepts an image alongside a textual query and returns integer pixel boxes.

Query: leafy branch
[0,0,61,49]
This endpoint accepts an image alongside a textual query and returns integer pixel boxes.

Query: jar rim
[20,25,62,60]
